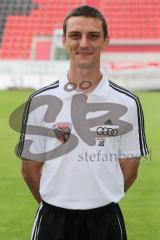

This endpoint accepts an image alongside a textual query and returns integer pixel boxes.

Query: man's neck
[67,66,102,94]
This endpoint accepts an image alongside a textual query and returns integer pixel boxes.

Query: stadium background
[0,0,160,239]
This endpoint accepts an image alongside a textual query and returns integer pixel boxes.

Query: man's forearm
[23,173,42,203]
[123,174,138,192]
[119,157,140,192]
[22,160,43,203]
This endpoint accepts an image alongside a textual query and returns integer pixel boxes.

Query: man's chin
[77,62,93,69]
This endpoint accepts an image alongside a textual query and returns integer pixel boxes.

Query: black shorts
[31,201,127,240]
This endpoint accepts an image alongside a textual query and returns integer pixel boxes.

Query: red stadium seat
[0,0,159,59]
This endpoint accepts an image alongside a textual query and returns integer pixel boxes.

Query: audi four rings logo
[96,127,118,136]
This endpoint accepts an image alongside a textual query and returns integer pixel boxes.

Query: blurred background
[0,0,160,90]
[0,0,159,239]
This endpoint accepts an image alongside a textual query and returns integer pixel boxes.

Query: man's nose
[79,35,89,48]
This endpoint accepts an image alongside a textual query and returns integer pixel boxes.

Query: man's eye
[69,34,80,39]
[89,34,99,39]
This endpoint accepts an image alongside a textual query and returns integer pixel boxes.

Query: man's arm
[21,160,44,203]
[119,157,140,192]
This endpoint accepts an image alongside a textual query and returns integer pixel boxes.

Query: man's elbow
[132,172,138,182]
[128,171,138,182]
[133,168,138,178]
[124,172,139,192]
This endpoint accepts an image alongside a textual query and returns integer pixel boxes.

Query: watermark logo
[8,80,149,162]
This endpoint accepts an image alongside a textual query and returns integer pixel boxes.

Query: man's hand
[21,159,43,203]
[119,157,140,192]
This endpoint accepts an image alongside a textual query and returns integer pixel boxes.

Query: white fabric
[21,71,148,209]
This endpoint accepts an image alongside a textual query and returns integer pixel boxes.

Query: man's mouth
[76,52,92,56]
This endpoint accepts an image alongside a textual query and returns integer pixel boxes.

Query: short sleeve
[17,95,46,162]
[118,97,149,159]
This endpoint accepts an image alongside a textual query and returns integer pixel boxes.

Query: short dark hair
[63,5,108,39]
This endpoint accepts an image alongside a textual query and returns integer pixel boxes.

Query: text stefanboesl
[78,150,141,162]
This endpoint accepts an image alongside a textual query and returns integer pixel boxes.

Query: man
[17,5,149,240]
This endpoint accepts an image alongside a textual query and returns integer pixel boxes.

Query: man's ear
[103,36,109,49]
[62,35,66,48]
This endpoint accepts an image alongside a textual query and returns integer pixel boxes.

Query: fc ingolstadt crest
[53,122,71,143]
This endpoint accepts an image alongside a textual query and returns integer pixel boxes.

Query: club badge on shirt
[53,122,71,143]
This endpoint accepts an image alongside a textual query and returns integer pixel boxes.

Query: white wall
[0,53,160,91]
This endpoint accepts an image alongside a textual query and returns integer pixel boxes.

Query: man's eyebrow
[68,31,81,34]
[88,31,101,34]
[68,31,101,34]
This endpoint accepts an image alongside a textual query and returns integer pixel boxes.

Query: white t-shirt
[17,72,149,209]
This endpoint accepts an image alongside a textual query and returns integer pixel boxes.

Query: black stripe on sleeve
[17,81,59,158]
[109,80,149,156]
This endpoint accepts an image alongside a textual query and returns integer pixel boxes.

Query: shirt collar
[59,69,109,100]
[90,69,109,99]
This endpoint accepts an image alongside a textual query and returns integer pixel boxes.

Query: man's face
[62,16,109,69]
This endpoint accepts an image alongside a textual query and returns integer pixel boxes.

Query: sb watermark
[9,81,149,162]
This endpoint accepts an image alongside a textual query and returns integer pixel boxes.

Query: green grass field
[0,90,159,240]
